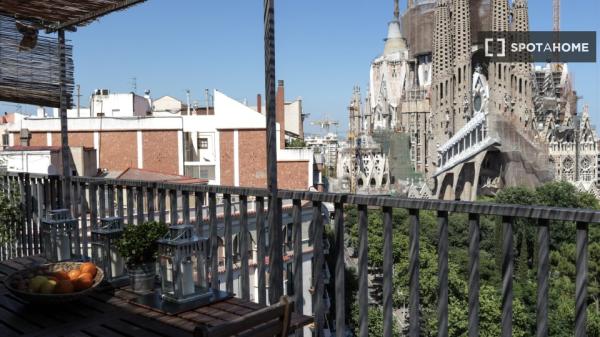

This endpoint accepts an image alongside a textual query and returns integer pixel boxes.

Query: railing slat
[80,182,89,260]
[256,196,267,305]
[98,184,106,219]
[224,194,233,293]
[182,190,190,225]
[312,201,324,337]
[158,188,166,224]
[71,180,81,258]
[438,211,449,337]
[209,192,218,292]
[24,175,33,256]
[169,189,178,225]
[34,178,43,255]
[468,213,479,337]
[194,191,206,287]
[240,195,250,301]
[89,183,98,262]
[50,176,58,209]
[147,186,155,222]
[117,186,124,219]
[18,174,25,257]
[576,221,588,337]
[44,178,51,216]
[502,216,514,337]
[137,186,144,225]
[90,183,98,229]
[334,202,345,337]
[358,204,368,337]
[537,218,549,337]
[409,208,420,336]
[382,206,393,337]
[292,199,303,321]
[268,197,284,305]
[107,185,114,217]
[126,186,134,225]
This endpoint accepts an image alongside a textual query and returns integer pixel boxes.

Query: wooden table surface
[0,256,312,337]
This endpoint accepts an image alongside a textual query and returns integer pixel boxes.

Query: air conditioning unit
[101,89,109,95]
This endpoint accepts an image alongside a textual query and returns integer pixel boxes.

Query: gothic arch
[455,162,476,201]
[438,173,455,200]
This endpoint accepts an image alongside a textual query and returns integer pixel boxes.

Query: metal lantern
[91,217,127,283]
[157,224,209,303]
[41,209,77,262]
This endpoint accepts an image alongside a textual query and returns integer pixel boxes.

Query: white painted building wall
[1,150,61,174]
[284,99,303,138]
[90,92,151,117]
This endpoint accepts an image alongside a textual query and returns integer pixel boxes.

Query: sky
[1,0,599,136]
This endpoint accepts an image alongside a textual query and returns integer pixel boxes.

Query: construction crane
[310,117,339,135]
[553,0,560,32]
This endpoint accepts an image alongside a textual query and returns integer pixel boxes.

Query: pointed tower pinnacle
[384,0,407,55]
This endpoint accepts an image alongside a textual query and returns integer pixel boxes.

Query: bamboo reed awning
[0,16,74,108]
[0,0,146,32]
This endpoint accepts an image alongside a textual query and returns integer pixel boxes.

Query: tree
[341,181,600,335]
[0,184,22,245]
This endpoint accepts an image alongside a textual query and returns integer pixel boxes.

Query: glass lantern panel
[160,256,175,296]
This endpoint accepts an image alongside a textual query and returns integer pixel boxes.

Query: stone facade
[339,0,600,200]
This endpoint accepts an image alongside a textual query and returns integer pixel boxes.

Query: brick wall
[238,130,267,188]
[51,132,61,146]
[142,131,179,175]
[220,130,234,185]
[68,132,94,148]
[29,132,46,146]
[98,131,137,171]
[278,161,309,190]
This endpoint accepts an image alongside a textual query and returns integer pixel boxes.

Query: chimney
[19,129,30,146]
[257,94,262,113]
[276,80,285,149]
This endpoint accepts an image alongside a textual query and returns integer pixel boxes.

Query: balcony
[0,171,598,336]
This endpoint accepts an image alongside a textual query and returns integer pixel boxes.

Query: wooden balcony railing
[1,171,599,337]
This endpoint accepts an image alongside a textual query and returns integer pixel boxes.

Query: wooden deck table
[0,256,313,336]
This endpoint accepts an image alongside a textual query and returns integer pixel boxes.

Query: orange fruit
[80,262,97,278]
[54,280,74,294]
[67,269,81,281]
[74,273,94,291]
[53,271,70,281]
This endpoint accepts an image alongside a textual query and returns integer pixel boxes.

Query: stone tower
[512,0,535,130]
[453,0,472,127]
[430,0,454,170]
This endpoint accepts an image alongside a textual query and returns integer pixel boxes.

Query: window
[199,166,216,180]
[198,137,209,149]
[184,165,215,180]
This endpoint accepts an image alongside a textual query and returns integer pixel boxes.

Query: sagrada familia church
[336,0,600,200]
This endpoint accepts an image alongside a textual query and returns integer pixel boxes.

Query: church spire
[394,0,399,20]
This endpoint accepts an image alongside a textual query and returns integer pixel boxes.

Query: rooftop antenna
[553,0,560,32]
[131,77,137,93]
[186,89,191,115]
[76,84,81,117]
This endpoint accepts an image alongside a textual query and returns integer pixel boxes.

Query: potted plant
[116,221,168,293]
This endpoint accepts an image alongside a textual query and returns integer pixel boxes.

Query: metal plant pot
[128,262,156,293]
